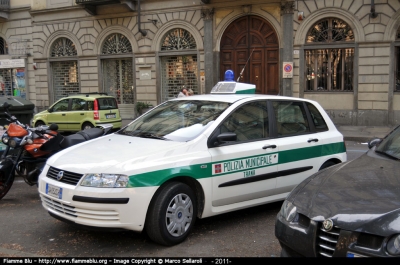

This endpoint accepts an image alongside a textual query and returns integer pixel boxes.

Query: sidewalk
[121,119,394,143]
[336,125,394,143]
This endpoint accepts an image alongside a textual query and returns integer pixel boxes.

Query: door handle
[262,144,277,150]
[80,113,84,115]
[255,75,258,81]
[307,138,319,143]
[62,114,66,116]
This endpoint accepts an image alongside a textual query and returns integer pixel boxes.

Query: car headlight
[280,200,298,222]
[80,173,129,188]
[387,235,400,255]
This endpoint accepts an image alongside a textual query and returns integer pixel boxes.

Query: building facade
[1,0,400,125]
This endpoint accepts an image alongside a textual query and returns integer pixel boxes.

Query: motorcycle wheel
[0,169,15,200]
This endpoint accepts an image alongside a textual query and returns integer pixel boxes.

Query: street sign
[283,62,293,78]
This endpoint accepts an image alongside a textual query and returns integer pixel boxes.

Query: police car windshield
[118,100,230,141]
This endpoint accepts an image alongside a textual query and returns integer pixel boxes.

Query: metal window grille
[50,38,77,57]
[396,47,400,92]
[161,56,198,102]
[101,33,132,54]
[305,18,354,92]
[305,48,353,91]
[306,18,354,43]
[101,59,134,104]
[160,28,197,51]
[51,61,79,101]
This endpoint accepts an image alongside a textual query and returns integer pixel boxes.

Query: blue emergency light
[210,70,256,94]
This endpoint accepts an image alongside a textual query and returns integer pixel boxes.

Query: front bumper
[38,167,158,232]
[275,214,390,257]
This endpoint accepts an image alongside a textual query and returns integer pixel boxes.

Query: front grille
[357,233,384,250]
[46,166,83,186]
[316,223,340,257]
[41,195,120,222]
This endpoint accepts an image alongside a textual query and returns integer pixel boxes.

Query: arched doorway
[100,33,134,119]
[220,15,279,94]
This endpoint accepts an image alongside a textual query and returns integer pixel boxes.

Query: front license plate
[106,113,116,119]
[46,183,63,199]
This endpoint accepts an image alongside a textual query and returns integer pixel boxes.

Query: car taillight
[94,99,99,120]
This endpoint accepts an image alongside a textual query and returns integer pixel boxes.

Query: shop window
[305,18,354,92]
[0,37,8,54]
[101,33,133,105]
[160,29,198,102]
[50,38,79,101]
[395,28,400,92]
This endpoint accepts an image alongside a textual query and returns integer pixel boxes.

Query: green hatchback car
[32,93,122,132]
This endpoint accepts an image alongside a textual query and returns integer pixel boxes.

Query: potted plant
[135,101,153,115]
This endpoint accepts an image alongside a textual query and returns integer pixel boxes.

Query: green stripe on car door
[127,142,346,188]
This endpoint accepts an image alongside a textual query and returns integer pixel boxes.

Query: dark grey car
[275,125,400,257]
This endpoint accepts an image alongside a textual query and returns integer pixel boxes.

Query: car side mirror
[214,132,237,146]
[2,102,10,109]
[368,138,382,149]
[47,108,53,113]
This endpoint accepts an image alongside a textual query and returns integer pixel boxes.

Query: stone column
[281,1,294,96]
[201,8,214,94]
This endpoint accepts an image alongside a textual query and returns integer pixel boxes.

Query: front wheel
[145,182,197,246]
[0,170,15,200]
[82,122,94,130]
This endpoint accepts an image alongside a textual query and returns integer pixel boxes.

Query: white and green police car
[38,80,346,246]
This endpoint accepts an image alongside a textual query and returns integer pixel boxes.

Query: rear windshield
[98,98,118,110]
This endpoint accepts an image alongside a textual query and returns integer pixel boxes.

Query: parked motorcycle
[0,102,113,199]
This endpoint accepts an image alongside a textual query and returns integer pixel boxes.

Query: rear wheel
[35,121,45,127]
[145,182,197,246]
[319,161,336,171]
[0,170,15,200]
[82,122,94,130]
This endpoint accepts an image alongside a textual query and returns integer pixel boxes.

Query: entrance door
[220,16,279,95]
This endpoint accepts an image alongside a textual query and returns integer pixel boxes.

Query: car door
[271,100,322,194]
[69,98,88,131]
[47,99,70,131]
[208,100,279,207]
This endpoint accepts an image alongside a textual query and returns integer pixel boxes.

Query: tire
[35,121,45,127]
[82,122,94,130]
[319,161,336,171]
[280,248,290,257]
[0,169,15,200]
[145,182,197,246]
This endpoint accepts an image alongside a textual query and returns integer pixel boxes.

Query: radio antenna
[237,48,255,82]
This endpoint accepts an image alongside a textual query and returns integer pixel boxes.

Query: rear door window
[306,102,328,132]
[272,101,310,136]
[71,98,87,111]
[98,98,118,110]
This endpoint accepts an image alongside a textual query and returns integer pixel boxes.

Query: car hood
[47,133,197,174]
[289,150,400,236]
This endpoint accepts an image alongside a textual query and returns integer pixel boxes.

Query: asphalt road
[0,142,368,258]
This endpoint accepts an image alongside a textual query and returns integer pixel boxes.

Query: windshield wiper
[140,133,169,140]
[375,150,400,160]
